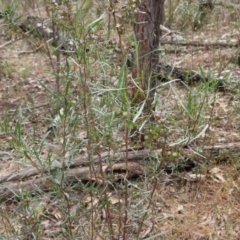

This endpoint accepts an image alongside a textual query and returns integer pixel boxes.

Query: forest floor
[0,1,240,239]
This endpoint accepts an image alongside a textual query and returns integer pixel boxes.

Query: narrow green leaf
[87,15,103,31]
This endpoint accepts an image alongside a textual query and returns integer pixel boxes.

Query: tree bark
[132,0,165,110]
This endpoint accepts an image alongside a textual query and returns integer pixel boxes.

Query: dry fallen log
[157,63,225,90]
[2,142,240,185]
[0,149,152,184]
[1,142,240,201]
[0,162,144,200]
[160,39,240,48]
[203,142,240,150]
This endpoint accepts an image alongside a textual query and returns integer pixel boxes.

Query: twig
[18,38,53,55]
[160,24,182,39]
[0,39,15,49]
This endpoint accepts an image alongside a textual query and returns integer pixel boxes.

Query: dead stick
[2,141,240,186]
[0,162,143,200]
[0,149,152,183]
[160,40,239,48]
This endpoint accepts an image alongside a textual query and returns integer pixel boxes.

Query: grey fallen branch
[0,39,15,49]
[18,38,53,55]
[160,39,240,48]
[0,160,145,200]
[160,24,183,40]
[2,141,240,181]
[0,149,152,184]
[1,142,240,200]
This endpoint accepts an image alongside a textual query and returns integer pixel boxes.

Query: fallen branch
[0,149,152,184]
[0,162,144,200]
[2,141,240,185]
[18,38,53,55]
[1,142,240,201]
[0,39,15,49]
[203,142,240,150]
[160,39,240,48]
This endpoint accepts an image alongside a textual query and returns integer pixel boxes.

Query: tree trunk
[131,0,164,111]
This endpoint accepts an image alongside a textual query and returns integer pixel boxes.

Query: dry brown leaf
[52,209,62,220]
[201,213,215,226]
[83,196,99,209]
[140,220,155,239]
[176,204,184,214]
[108,195,123,205]
[188,173,206,181]
[209,167,226,183]
[182,173,206,181]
